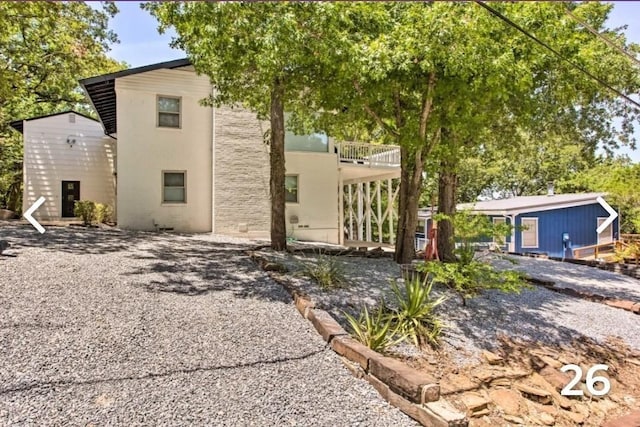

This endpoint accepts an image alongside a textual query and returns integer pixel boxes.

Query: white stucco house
[16,59,400,245]
[10,111,116,220]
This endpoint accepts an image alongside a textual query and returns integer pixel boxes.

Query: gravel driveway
[0,225,415,426]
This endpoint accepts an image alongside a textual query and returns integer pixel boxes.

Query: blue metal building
[417,192,619,259]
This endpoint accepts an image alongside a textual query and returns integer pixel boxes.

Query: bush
[418,259,527,306]
[73,200,96,225]
[95,203,113,224]
[344,304,405,353]
[388,276,446,347]
[301,254,346,290]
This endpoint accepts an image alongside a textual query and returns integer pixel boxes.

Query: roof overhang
[79,58,191,136]
[418,193,608,219]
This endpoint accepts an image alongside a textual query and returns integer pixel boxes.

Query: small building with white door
[10,111,116,221]
[417,192,619,259]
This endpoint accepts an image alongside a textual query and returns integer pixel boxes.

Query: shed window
[158,96,181,128]
[163,171,186,203]
[521,218,538,248]
[285,175,298,203]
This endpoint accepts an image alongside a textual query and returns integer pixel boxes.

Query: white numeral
[560,364,610,396]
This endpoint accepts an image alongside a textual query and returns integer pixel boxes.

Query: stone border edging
[247,251,468,427]
[526,277,640,315]
[510,251,640,280]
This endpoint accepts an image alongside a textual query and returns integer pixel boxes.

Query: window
[521,217,538,248]
[285,131,328,152]
[163,171,186,203]
[285,175,298,203]
[158,96,181,128]
[597,217,613,244]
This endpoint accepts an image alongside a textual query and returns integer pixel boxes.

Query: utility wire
[565,7,640,68]
[474,1,640,111]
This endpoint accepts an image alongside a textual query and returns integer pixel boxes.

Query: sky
[102,1,640,161]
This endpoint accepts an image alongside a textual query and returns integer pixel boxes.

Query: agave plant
[343,304,406,353]
[388,276,447,348]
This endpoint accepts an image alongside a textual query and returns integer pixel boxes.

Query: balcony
[336,142,401,168]
[335,142,401,184]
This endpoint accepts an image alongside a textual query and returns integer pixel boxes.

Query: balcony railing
[335,142,400,168]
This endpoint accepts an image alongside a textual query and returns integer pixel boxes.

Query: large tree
[145,2,336,251]
[312,2,639,263]
[0,2,124,212]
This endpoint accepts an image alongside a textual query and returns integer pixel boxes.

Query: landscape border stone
[249,250,469,427]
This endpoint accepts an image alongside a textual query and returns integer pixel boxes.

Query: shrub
[301,254,346,290]
[344,304,406,353]
[95,203,113,224]
[73,200,96,225]
[418,259,527,306]
[388,276,446,347]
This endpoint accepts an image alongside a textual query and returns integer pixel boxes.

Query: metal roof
[9,110,98,134]
[418,192,607,218]
[79,58,191,135]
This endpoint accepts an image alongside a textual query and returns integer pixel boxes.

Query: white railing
[336,142,401,168]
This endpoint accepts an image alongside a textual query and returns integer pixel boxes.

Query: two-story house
[18,58,400,246]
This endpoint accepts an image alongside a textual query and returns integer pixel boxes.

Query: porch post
[376,181,383,243]
[365,181,372,242]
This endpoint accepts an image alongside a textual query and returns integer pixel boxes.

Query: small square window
[158,96,181,128]
[285,175,298,203]
[163,171,186,203]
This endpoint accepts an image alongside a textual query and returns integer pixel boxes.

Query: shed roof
[79,58,191,136]
[418,192,607,218]
[9,110,98,134]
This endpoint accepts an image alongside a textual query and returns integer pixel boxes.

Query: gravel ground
[262,250,640,365]
[492,255,640,301]
[0,225,416,426]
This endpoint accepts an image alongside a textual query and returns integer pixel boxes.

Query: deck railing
[572,241,617,260]
[336,142,400,168]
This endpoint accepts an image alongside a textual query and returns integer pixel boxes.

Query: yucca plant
[343,304,406,353]
[388,276,446,348]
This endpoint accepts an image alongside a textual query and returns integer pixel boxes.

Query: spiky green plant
[388,277,446,348]
[343,304,406,353]
[301,254,346,290]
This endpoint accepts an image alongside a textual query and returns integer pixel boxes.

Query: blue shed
[417,192,619,259]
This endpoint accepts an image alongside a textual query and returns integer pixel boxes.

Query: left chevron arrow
[23,196,46,234]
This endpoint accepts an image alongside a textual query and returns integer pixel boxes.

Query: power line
[474,1,640,111]
[565,7,640,68]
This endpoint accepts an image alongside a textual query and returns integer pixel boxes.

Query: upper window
[285,175,298,203]
[158,96,181,128]
[521,217,538,248]
[163,171,186,203]
[285,131,328,152]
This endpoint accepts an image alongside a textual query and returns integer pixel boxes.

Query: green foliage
[95,203,113,224]
[560,157,640,234]
[301,255,346,290]
[344,305,405,353]
[73,200,96,226]
[614,241,640,264]
[388,277,446,348]
[418,260,527,307]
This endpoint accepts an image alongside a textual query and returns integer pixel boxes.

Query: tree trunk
[269,79,287,251]
[394,145,424,264]
[437,162,457,263]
